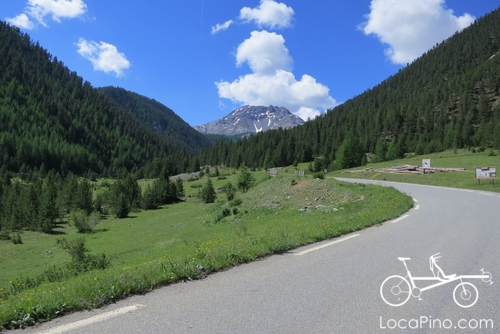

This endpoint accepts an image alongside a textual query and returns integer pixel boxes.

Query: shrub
[71,210,100,233]
[221,181,236,201]
[291,178,297,186]
[232,207,239,215]
[312,172,324,179]
[236,164,254,193]
[214,213,225,223]
[0,230,11,240]
[230,198,243,207]
[11,233,22,244]
[222,208,231,217]
[56,237,110,273]
[199,178,216,203]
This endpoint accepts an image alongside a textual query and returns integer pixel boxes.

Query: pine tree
[236,164,254,193]
[174,178,184,198]
[39,171,58,232]
[200,178,216,203]
[75,179,93,215]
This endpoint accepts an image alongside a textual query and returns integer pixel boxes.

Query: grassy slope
[330,149,500,192]
[0,168,412,328]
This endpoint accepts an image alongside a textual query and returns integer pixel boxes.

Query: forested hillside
[97,87,211,155]
[198,8,500,170]
[0,21,193,178]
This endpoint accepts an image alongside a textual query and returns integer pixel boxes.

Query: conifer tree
[39,171,58,232]
[200,178,216,203]
[236,164,254,193]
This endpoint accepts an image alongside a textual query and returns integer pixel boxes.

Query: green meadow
[331,148,500,192]
[0,168,412,329]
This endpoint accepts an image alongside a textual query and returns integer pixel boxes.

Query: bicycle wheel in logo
[380,275,411,307]
[453,282,478,308]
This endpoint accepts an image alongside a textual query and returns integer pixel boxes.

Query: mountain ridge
[193,105,304,136]
[97,86,211,155]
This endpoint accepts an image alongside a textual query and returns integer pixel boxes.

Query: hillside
[198,7,500,170]
[97,87,211,155]
[193,105,304,137]
[0,21,193,177]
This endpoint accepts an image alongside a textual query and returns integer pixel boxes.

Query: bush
[236,164,254,193]
[222,208,231,217]
[291,178,297,186]
[312,172,324,179]
[232,207,239,215]
[199,178,216,203]
[11,233,22,244]
[71,210,100,233]
[0,230,11,240]
[230,198,243,207]
[221,181,236,201]
[56,237,110,273]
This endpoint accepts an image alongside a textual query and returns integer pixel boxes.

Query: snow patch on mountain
[193,105,304,136]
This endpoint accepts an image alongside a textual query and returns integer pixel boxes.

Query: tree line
[0,167,184,236]
[197,8,500,170]
[0,21,201,179]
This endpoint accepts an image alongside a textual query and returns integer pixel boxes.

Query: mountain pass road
[25,179,499,333]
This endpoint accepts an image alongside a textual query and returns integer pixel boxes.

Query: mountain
[0,21,193,177]
[193,105,304,136]
[198,7,500,170]
[97,87,211,155]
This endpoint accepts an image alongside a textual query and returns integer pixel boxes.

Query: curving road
[27,179,499,333]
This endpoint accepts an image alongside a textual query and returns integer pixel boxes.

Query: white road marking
[479,192,494,196]
[413,198,418,202]
[414,205,420,210]
[391,214,409,224]
[292,234,360,256]
[38,304,145,334]
[461,189,474,192]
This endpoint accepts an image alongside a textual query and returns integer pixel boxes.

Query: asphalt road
[25,179,499,334]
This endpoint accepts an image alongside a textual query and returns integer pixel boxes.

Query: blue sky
[3,1,499,126]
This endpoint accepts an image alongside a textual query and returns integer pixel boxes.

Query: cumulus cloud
[76,38,130,78]
[240,0,294,29]
[361,0,475,64]
[6,14,35,30]
[211,20,233,34]
[216,31,336,121]
[211,0,294,34]
[236,30,292,74]
[6,0,87,29]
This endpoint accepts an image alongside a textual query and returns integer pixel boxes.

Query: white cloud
[216,31,336,121]
[76,38,130,78]
[28,0,87,25]
[6,14,35,30]
[296,107,320,121]
[211,20,233,34]
[236,30,292,75]
[361,0,475,64]
[6,0,87,29]
[240,0,294,29]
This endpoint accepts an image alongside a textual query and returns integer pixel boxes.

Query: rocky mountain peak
[194,105,304,136]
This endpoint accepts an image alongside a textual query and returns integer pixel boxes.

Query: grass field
[330,148,500,192]
[0,168,413,329]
